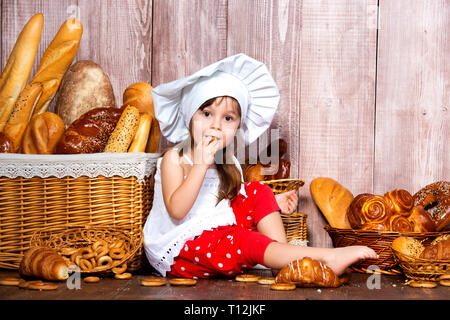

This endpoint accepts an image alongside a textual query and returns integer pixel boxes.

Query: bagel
[114,272,132,280]
[0,277,21,286]
[169,278,197,286]
[140,277,168,287]
[408,280,437,288]
[270,283,296,291]
[235,274,260,282]
[27,282,58,291]
[84,276,100,283]
[257,277,276,285]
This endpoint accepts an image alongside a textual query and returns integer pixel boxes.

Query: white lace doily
[0,152,160,183]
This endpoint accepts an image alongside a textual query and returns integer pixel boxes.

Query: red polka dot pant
[167,181,281,279]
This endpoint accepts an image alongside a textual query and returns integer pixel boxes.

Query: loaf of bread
[55,107,123,154]
[275,257,349,288]
[104,105,140,153]
[2,83,43,152]
[19,246,68,281]
[0,13,43,131]
[310,177,353,229]
[123,82,160,153]
[56,60,117,128]
[21,112,65,154]
[30,18,83,115]
[128,113,151,152]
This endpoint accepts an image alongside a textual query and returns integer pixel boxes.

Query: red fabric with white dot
[167,181,281,279]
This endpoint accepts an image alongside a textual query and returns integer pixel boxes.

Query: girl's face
[191,96,241,150]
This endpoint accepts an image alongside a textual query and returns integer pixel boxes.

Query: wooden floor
[0,268,449,301]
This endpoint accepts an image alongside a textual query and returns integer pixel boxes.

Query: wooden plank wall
[1,0,448,248]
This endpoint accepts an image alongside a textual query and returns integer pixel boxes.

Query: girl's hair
[160,96,243,205]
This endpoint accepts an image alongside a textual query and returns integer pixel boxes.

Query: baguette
[123,83,160,152]
[3,83,43,151]
[0,13,43,131]
[128,113,151,152]
[104,105,140,152]
[310,177,353,229]
[30,18,83,115]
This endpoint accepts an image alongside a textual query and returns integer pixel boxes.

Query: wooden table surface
[1,268,449,301]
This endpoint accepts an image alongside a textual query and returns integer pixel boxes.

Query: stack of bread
[311,177,449,232]
[243,138,291,181]
[0,13,160,155]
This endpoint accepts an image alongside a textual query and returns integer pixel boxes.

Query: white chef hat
[151,53,280,145]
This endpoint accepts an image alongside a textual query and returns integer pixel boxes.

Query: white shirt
[143,149,247,276]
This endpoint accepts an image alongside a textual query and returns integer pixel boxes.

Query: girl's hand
[275,190,299,214]
[193,135,222,166]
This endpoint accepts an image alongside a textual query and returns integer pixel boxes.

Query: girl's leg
[263,242,379,276]
[256,211,288,243]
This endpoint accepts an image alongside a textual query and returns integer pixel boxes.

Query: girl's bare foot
[324,246,379,276]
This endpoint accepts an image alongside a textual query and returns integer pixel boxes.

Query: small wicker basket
[260,178,305,194]
[391,248,450,282]
[30,226,142,274]
[325,226,449,275]
[281,212,308,245]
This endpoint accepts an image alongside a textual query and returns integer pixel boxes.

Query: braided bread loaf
[275,257,349,288]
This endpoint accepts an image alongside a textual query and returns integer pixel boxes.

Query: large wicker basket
[325,226,449,275]
[0,153,158,270]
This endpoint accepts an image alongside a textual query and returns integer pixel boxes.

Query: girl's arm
[161,135,221,221]
[160,148,208,220]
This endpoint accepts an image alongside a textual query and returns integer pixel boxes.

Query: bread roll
[128,113,151,152]
[123,83,160,152]
[408,206,436,232]
[104,105,140,152]
[419,237,450,260]
[30,18,83,115]
[3,83,43,152]
[310,177,353,229]
[55,60,117,128]
[391,237,425,258]
[0,13,43,131]
[21,112,65,154]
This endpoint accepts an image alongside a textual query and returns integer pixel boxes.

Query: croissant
[275,257,349,288]
[384,189,414,216]
[347,194,392,229]
[19,246,68,281]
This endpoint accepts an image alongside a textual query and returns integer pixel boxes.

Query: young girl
[143,54,378,279]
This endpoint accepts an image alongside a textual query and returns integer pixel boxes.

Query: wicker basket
[391,249,450,282]
[30,226,142,274]
[0,153,158,271]
[281,212,308,245]
[260,178,305,194]
[325,225,449,275]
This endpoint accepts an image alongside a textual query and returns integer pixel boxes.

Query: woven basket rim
[261,178,305,185]
[324,225,450,237]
